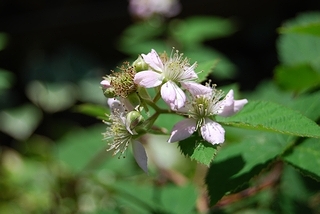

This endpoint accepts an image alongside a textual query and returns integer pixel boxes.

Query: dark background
[1,0,320,145]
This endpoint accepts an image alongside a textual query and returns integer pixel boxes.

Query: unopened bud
[103,88,116,98]
[100,79,111,89]
[126,111,144,133]
[132,55,148,72]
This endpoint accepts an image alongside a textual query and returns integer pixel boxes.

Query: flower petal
[179,63,198,81]
[161,81,186,110]
[200,118,225,144]
[134,70,163,88]
[132,141,148,173]
[107,98,125,114]
[141,49,164,72]
[218,90,248,117]
[168,118,197,143]
[100,79,111,89]
[234,99,248,112]
[181,82,212,96]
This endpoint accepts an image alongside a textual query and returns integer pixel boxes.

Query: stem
[153,90,161,103]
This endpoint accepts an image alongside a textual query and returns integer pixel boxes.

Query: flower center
[104,112,133,157]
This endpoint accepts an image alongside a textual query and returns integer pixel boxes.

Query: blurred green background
[1,0,320,213]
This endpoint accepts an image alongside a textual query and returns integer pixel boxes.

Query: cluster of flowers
[100,49,247,172]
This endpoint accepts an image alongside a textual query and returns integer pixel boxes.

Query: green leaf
[278,12,320,37]
[288,90,320,121]
[277,12,320,72]
[178,133,219,166]
[73,103,109,120]
[196,59,219,82]
[245,80,292,105]
[274,64,320,92]
[217,100,320,138]
[160,184,197,214]
[56,124,107,173]
[277,33,320,72]
[283,138,320,181]
[170,16,235,46]
[280,23,320,37]
[185,46,237,80]
[206,131,293,205]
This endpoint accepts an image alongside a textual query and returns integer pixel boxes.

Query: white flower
[134,49,211,110]
[104,98,148,172]
[218,90,248,117]
[168,89,247,145]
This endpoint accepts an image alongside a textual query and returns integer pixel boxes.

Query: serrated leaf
[206,131,293,205]
[196,59,219,82]
[217,100,320,138]
[283,138,320,181]
[178,133,219,166]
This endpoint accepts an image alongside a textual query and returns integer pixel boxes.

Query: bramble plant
[101,48,248,172]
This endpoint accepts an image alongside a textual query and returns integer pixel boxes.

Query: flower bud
[126,110,144,132]
[132,55,148,72]
[100,79,111,89]
[103,88,116,98]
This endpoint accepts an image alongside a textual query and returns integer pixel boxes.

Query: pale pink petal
[100,79,111,89]
[107,98,125,114]
[234,99,248,112]
[134,70,163,88]
[181,82,212,96]
[218,90,248,117]
[141,49,164,72]
[180,63,198,81]
[161,81,186,110]
[168,118,197,143]
[200,118,225,144]
[132,141,148,173]
[119,97,135,112]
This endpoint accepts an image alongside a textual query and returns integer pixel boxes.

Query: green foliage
[274,64,320,92]
[2,8,320,214]
[111,182,197,214]
[196,59,219,82]
[56,124,107,173]
[0,104,42,140]
[74,103,109,120]
[170,16,236,46]
[277,12,320,72]
[206,131,293,205]
[283,138,320,181]
[178,133,219,166]
[217,100,320,138]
